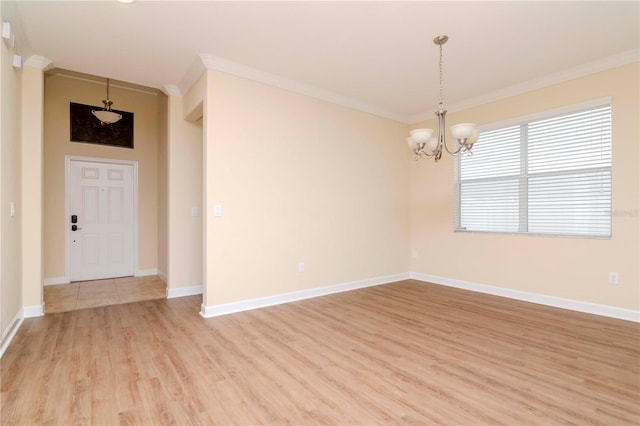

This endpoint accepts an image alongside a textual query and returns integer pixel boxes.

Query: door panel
[69,160,134,281]
[83,186,100,223]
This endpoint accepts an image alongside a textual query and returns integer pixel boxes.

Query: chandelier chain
[438,43,444,108]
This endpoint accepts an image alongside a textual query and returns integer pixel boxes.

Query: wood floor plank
[2,280,639,425]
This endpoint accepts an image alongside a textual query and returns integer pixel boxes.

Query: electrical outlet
[298,262,305,273]
[411,250,418,258]
[608,272,619,285]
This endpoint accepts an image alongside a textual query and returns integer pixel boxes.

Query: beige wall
[157,93,168,279]
[0,14,23,337]
[21,65,45,309]
[43,75,159,279]
[203,69,411,306]
[167,95,203,290]
[410,63,639,310]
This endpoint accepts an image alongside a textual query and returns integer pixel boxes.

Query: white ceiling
[4,1,639,123]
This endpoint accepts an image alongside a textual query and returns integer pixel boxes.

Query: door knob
[71,225,82,231]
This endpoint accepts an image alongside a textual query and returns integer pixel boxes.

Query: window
[455,102,612,238]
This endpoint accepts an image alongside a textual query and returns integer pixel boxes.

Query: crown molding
[23,55,53,71]
[174,55,208,97]
[175,48,638,126]
[162,84,181,97]
[408,49,640,124]
[192,53,409,123]
[48,70,159,95]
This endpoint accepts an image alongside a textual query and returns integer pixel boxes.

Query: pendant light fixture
[407,35,478,162]
[92,78,122,125]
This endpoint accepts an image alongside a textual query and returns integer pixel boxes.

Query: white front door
[69,160,135,281]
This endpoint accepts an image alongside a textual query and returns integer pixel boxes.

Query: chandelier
[407,35,477,162]
[92,78,122,125]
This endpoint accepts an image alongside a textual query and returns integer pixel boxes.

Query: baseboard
[410,272,640,323]
[0,308,24,358]
[157,271,167,282]
[23,304,44,318]
[43,276,69,286]
[200,272,410,318]
[167,285,202,299]
[135,269,158,277]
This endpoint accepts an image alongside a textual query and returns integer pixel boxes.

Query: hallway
[43,275,166,314]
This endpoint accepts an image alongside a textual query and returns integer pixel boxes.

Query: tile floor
[43,275,166,314]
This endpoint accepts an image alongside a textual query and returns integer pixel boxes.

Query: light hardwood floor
[2,280,639,425]
[44,275,166,313]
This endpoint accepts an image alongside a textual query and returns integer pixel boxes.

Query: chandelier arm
[443,138,464,155]
[414,148,435,158]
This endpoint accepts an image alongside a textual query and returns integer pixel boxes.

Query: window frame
[454,97,612,239]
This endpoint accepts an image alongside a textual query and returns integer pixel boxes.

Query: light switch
[191,207,198,217]
[10,202,15,217]
[214,204,222,217]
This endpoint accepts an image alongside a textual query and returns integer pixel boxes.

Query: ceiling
[4,1,639,123]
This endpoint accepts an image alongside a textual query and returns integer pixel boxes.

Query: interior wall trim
[135,269,159,277]
[0,308,24,359]
[410,272,640,323]
[200,272,411,318]
[408,50,639,124]
[43,276,70,286]
[197,54,408,123]
[23,304,44,318]
[167,285,202,299]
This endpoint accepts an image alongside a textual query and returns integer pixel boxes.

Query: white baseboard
[1,308,24,358]
[411,272,640,323]
[23,304,44,318]
[135,269,158,277]
[200,272,410,318]
[167,285,202,299]
[43,276,70,286]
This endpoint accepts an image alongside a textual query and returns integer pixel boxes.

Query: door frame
[65,155,139,282]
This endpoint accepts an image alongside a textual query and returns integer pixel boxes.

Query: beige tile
[114,276,140,285]
[116,277,166,303]
[76,279,119,309]
[44,283,79,314]
[43,276,166,314]
[80,278,117,289]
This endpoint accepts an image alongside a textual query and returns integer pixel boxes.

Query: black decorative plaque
[70,102,134,149]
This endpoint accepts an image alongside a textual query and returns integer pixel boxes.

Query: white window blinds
[456,104,612,238]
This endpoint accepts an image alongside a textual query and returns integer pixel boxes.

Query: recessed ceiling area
[4,1,639,122]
